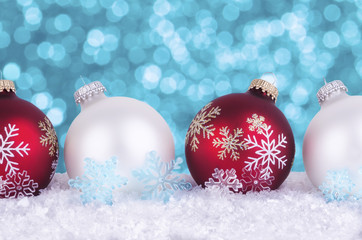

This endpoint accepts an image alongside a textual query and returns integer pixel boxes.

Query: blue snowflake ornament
[68,157,128,205]
[319,169,355,202]
[132,151,193,202]
[353,167,362,200]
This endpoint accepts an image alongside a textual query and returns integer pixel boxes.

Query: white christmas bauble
[303,80,362,191]
[64,81,175,192]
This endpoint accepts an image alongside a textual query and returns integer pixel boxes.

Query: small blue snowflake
[354,167,362,200]
[132,151,193,202]
[68,157,128,205]
[319,169,355,202]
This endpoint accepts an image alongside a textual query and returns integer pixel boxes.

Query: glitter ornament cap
[248,79,279,102]
[74,81,107,104]
[316,80,348,105]
[0,80,16,93]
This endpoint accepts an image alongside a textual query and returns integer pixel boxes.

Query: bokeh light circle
[3,63,21,80]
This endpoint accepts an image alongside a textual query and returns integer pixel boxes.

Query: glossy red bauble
[0,81,59,199]
[185,80,295,193]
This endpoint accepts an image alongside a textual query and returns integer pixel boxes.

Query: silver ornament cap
[316,80,348,104]
[74,81,107,104]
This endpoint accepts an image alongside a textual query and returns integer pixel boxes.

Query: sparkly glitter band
[74,81,106,104]
[248,79,279,102]
[316,80,348,104]
[0,80,16,93]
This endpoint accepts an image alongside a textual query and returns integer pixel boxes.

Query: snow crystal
[132,151,192,202]
[241,165,275,192]
[205,168,243,191]
[68,157,127,205]
[319,169,360,202]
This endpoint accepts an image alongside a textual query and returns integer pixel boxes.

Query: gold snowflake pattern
[212,126,248,161]
[186,102,221,152]
[39,117,59,157]
[246,114,268,134]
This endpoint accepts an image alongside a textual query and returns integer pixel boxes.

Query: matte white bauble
[64,81,175,192]
[303,80,362,191]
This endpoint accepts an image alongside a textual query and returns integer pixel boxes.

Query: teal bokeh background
[1,0,361,173]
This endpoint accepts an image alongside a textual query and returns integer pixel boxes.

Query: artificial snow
[1,172,362,240]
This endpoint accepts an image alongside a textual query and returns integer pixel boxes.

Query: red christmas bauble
[0,80,59,198]
[185,79,295,193]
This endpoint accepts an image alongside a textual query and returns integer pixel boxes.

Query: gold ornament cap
[248,79,279,102]
[74,81,106,104]
[0,80,16,93]
[316,80,348,104]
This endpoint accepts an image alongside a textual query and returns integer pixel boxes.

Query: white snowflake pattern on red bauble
[0,80,59,199]
[0,170,39,199]
[0,124,30,175]
[241,165,275,192]
[205,168,243,192]
[244,114,287,180]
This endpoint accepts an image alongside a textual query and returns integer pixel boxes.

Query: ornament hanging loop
[80,75,86,85]
[260,72,278,85]
[323,77,327,85]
